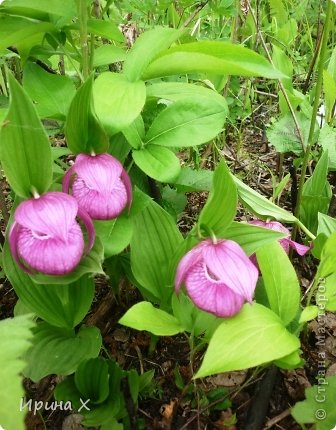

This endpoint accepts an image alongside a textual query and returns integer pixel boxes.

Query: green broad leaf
[56,370,121,427]
[130,199,183,303]
[256,242,300,326]
[232,175,297,223]
[223,221,286,255]
[65,74,109,154]
[3,241,95,328]
[0,17,54,51]
[145,96,227,148]
[119,301,184,336]
[299,306,318,323]
[124,27,184,82]
[93,45,126,68]
[324,273,336,311]
[317,212,336,237]
[291,376,336,430]
[146,82,228,109]
[1,0,76,16]
[162,186,187,219]
[123,115,145,149]
[24,324,102,382]
[317,232,336,278]
[132,145,181,182]
[266,113,309,155]
[271,44,293,91]
[75,358,110,405]
[23,62,76,120]
[171,292,219,339]
[142,41,284,80]
[319,124,336,170]
[274,349,303,370]
[173,167,213,192]
[87,18,125,43]
[0,315,35,430]
[0,71,52,198]
[323,70,336,123]
[94,216,133,258]
[128,187,152,218]
[198,160,237,236]
[127,369,140,404]
[28,237,104,285]
[93,72,146,135]
[195,303,300,378]
[300,151,332,233]
[312,232,328,260]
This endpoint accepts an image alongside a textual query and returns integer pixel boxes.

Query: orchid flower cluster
[8,150,310,321]
[9,153,132,276]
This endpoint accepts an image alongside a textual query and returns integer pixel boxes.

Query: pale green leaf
[143,41,284,80]
[198,160,237,236]
[232,175,297,222]
[0,315,35,430]
[65,74,109,154]
[94,216,133,258]
[124,27,184,81]
[145,97,227,147]
[195,303,300,378]
[93,72,146,135]
[257,242,300,326]
[292,376,336,430]
[132,145,181,182]
[0,71,52,197]
[23,62,76,119]
[87,18,124,43]
[130,199,183,303]
[119,301,184,336]
[146,82,228,109]
[266,113,309,155]
[319,124,336,170]
[93,45,126,68]
[223,221,286,255]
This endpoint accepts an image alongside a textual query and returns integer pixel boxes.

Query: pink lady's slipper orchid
[175,239,259,318]
[62,153,132,220]
[249,220,310,256]
[9,192,95,276]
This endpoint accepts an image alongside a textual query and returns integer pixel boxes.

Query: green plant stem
[296,220,316,241]
[292,0,334,239]
[306,277,319,307]
[77,0,89,81]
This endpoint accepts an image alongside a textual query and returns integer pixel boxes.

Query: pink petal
[14,192,79,241]
[121,169,133,209]
[184,262,245,317]
[8,222,33,273]
[77,207,95,251]
[202,240,258,302]
[72,176,128,219]
[62,165,74,194]
[175,240,209,292]
[250,220,290,236]
[286,239,310,256]
[73,153,124,193]
[17,222,84,275]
